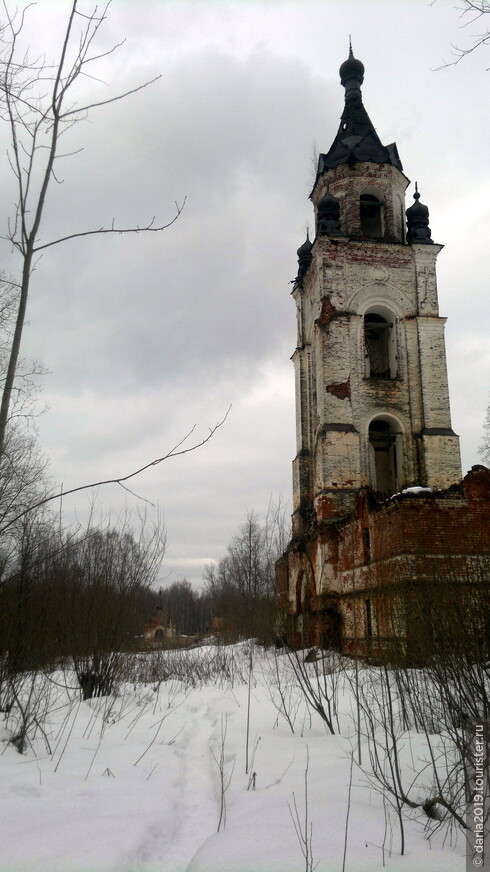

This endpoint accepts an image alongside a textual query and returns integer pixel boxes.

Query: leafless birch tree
[0,0,184,458]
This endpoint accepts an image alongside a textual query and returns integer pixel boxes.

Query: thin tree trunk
[0,256,32,456]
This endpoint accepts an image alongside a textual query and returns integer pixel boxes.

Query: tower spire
[316,49,402,175]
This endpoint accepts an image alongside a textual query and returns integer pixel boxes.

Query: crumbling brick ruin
[277,48,490,660]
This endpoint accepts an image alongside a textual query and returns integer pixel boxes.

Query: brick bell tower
[291,46,462,538]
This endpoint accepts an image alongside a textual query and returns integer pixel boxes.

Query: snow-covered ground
[0,644,468,871]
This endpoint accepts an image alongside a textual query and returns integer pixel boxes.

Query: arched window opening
[360,194,383,237]
[364,310,398,378]
[368,418,402,495]
[296,571,308,616]
[320,608,342,651]
[365,313,390,378]
[296,571,313,645]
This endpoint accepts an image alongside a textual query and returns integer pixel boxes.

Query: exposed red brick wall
[326,376,351,400]
[316,296,337,327]
[368,494,490,561]
[463,465,490,501]
[280,467,490,656]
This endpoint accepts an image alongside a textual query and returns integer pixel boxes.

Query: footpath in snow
[0,643,470,871]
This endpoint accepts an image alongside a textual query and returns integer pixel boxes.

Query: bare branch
[61,75,162,117]
[32,199,187,252]
[117,481,156,506]
[435,0,490,69]
[0,406,231,536]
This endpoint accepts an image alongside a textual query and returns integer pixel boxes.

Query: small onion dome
[297,237,313,259]
[406,185,432,244]
[406,188,429,221]
[317,192,339,214]
[339,47,364,87]
[296,236,313,280]
[316,191,340,215]
[317,192,341,236]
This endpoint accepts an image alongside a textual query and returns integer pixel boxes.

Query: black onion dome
[406,188,429,220]
[296,235,313,280]
[406,185,433,244]
[339,48,364,87]
[297,237,313,258]
[317,191,341,236]
[317,192,338,211]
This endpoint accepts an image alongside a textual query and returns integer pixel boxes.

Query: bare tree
[52,514,166,699]
[0,274,46,423]
[0,0,184,458]
[204,502,288,642]
[0,425,49,552]
[158,579,212,637]
[0,508,166,754]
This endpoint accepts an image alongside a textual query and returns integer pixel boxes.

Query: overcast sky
[3,0,490,587]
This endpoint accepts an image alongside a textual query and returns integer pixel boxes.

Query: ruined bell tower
[277,48,490,658]
[291,48,462,538]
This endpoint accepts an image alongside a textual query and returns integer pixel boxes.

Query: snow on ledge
[390,486,434,498]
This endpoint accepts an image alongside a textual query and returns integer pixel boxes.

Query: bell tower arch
[291,47,461,534]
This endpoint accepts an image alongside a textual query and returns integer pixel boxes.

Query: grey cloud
[23,46,336,403]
